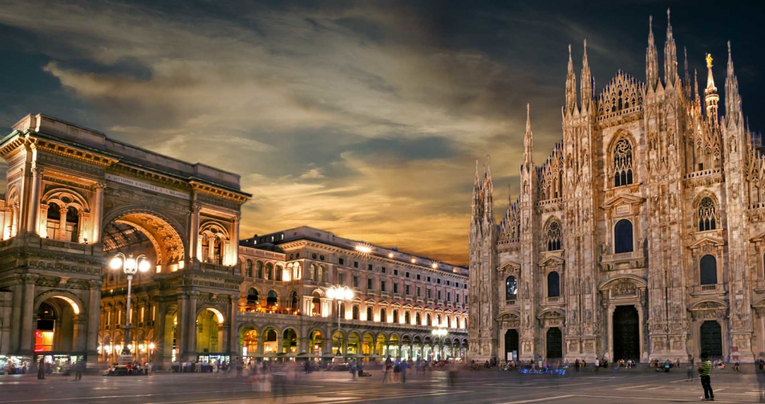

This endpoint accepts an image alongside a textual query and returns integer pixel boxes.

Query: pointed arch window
[700,255,717,285]
[698,197,717,231]
[613,138,634,187]
[505,276,517,301]
[546,221,562,251]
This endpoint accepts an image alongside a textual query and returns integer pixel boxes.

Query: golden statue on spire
[706,53,713,68]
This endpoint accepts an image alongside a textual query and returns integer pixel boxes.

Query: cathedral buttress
[468,158,498,361]
[519,104,539,360]
[721,42,755,362]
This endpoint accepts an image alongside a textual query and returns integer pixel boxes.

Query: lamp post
[110,252,150,363]
[326,285,354,356]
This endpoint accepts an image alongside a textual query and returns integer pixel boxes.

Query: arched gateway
[0,115,250,366]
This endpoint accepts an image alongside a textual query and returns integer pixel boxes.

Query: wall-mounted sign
[106,174,190,200]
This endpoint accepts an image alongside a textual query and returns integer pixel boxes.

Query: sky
[0,1,763,266]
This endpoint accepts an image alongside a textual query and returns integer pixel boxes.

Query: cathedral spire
[725,41,742,124]
[523,104,534,168]
[704,52,720,124]
[565,44,577,114]
[684,46,691,100]
[694,69,701,111]
[483,156,494,223]
[646,15,659,90]
[580,39,592,111]
[664,9,678,87]
[472,160,482,218]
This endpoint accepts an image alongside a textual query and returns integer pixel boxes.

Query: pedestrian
[575,359,580,372]
[350,359,357,381]
[74,360,84,381]
[400,359,408,384]
[37,359,46,380]
[687,357,695,382]
[383,357,392,384]
[698,352,714,401]
[594,358,600,373]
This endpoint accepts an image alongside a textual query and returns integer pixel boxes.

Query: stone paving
[0,366,762,403]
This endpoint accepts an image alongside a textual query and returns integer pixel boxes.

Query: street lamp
[110,252,150,361]
[326,285,354,356]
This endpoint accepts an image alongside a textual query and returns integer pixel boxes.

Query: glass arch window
[505,276,517,301]
[614,219,634,254]
[698,197,717,231]
[700,255,717,285]
[547,272,560,297]
[247,288,259,305]
[613,138,634,187]
[546,221,562,251]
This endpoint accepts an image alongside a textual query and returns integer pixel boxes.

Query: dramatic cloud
[1,1,762,264]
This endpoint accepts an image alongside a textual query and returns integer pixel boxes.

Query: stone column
[276,332,284,354]
[9,283,22,352]
[86,280,102,362]
[176,294,186,360]
[188,202,201,264]
[154,301,167,364]
[229,216,239,267]
[38,204,49,238]
[25,166,42,235]
[19,274,38,353]
[219,322,229,354]
[228,295,237,356]
[184,292,198,360]
[607,304,615,362]
[91,183,106,243]
[73,315,88,351]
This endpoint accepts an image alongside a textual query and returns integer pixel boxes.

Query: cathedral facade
[468,11,764,364]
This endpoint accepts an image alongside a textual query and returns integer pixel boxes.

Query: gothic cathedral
[468,11,764,364]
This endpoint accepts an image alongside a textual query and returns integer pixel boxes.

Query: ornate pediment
[601,194,645,209]
[750,231,765,243]
[539,254,565,269]
[689,299,727,311]
[498,261,521,275]
[688,236,724,251]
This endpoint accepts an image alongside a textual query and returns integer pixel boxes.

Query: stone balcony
[690,283,727,298]
[599,250,646,271]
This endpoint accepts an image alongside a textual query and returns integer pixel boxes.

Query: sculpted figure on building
[469,11,765,363]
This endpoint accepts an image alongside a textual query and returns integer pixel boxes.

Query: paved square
[0,367,762,403]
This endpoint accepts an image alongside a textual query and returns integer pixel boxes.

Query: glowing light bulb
[138,259,151,272]
[110,257,123,270]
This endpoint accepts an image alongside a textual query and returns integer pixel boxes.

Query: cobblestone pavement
[0,367,762,403]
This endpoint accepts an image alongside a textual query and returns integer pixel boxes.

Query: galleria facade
[0,113,466,368]
[469,12,765,364]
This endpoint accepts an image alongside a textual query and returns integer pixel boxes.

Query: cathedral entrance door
[612,305,640,362]
[699,321,723,358]
[546,328,562,360]
[504,329,519,360]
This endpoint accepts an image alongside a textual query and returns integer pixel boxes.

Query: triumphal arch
[0,114,250,365]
